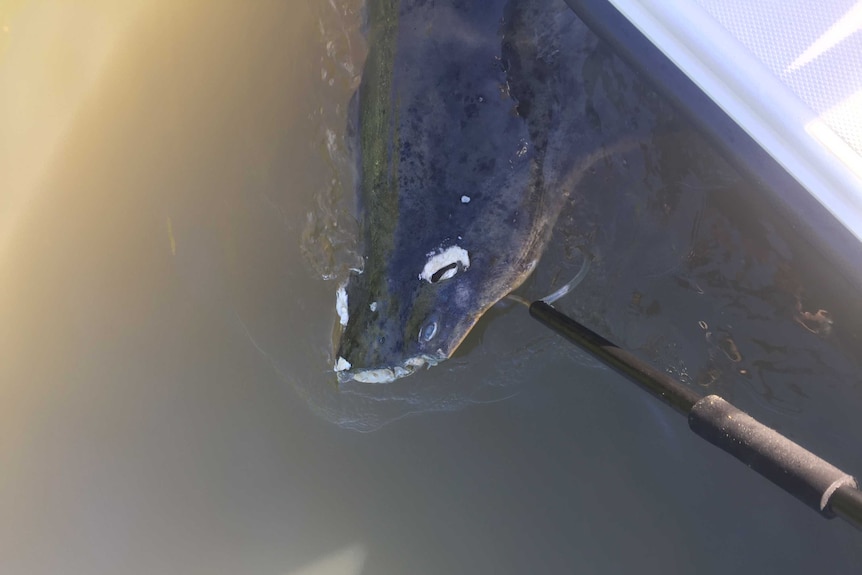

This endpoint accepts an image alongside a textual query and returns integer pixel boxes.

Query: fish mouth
[334,353,444,384]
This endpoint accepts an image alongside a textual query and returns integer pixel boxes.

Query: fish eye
[419,320,438,343]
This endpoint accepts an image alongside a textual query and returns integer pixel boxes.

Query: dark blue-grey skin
[335,0,600,383]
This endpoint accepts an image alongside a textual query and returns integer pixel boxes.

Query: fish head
[334,245,495,384]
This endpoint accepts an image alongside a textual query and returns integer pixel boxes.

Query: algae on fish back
[358,0,400,265]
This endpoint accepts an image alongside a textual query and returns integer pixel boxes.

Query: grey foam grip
[689,395,857,515]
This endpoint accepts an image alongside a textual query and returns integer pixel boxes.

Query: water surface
[1,1,861,573]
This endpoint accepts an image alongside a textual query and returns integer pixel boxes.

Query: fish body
[335,0,598,383]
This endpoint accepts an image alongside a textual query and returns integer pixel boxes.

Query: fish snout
[334,312,440,384]
[334,353,444,384]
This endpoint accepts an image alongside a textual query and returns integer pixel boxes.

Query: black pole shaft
[529,300,862,531]
[529,300,701,415]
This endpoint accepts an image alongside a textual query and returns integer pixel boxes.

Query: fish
[334,0,603,383]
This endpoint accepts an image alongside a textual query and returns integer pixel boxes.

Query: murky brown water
[2,1,861,573]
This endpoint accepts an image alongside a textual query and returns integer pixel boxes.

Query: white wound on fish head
[460,195,471,203]
[419,245,470,283]
[369,301,378,312]
[336,283,349,326]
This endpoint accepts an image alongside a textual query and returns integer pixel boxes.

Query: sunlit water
[2,1,861,573]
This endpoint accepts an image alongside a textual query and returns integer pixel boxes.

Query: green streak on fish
[359,0,400,268]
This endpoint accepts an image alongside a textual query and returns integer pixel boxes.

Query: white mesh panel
[697,0,862,156]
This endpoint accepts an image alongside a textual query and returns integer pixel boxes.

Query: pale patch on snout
[353,368,401,383]
[337,355,440,384]
[419,246,470,283]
